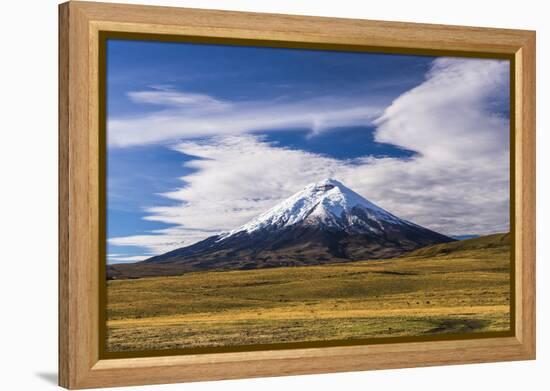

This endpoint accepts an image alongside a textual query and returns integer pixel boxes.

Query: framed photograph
[59,1,536,389]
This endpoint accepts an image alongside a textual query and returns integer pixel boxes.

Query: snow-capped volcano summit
[108,179,454,279]
[220,178,408,239]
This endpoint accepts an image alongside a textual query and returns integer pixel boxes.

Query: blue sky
[106,39,510,264]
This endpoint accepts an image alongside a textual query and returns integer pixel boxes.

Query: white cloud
[107,254,154,264]
[127,89,230,110]
[109,57,510,256]
[108,92,383,146]
[374,57,509,161]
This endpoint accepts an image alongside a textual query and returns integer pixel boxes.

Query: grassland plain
[106,233,510,352]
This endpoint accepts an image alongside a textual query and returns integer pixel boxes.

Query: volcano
[108,179,454,279]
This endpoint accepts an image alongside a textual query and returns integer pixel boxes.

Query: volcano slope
[108,179,454,280]
[106,233,511,352]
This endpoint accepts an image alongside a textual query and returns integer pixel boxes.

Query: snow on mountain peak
[219,178,406,239]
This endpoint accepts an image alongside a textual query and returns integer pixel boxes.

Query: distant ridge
[452,234,481,240]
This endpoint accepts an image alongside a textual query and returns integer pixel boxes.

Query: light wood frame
[59,1,536,389]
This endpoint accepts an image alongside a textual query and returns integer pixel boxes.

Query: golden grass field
[106,234,510,352]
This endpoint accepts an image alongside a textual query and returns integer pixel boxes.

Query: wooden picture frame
[59,1,536,389]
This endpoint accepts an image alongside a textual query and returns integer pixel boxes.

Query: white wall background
[0,0,546,389]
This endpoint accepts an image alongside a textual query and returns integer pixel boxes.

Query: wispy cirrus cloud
[107,254,154,264]
[109,57,510,257]
[108,90,384,146]
[127,88,231,110]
